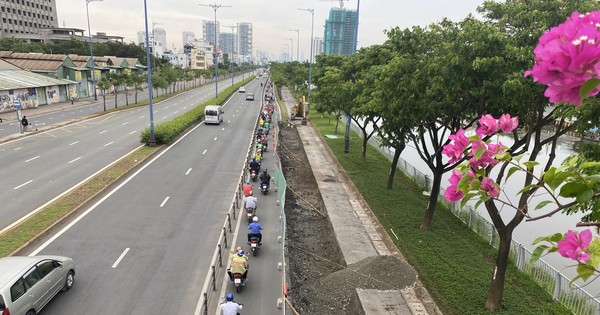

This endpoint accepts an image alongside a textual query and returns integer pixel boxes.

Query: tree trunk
[362,136,368,163]
[125,90,129,106]
[114,91,117,109]
[387,143,405,189]
[485,227,513,310]
[335,114,340,133]
[135,91,138,104]
[420,171,442,230]
[102,95,106,112]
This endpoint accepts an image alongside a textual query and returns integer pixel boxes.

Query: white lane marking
[202,149,207,155]
[25,156,40,163]
[186,168,192,175]
[129,131,136,135]
[165,106,169,109]
[111,248,130,268]
[14,180,33,190]
[227,120,231,124]
[221,127,225,131]
[213,137,217,141]
[69,141,79,146]
[153,110,158,114]
[99,130,108,134]
[122,122,129,125]
[68,157,82,164]
[160,196,170,207]
[162,116,167,119]
[232,114,235,117]
[139,116,145,119]
[104,141,114,147]
[174,111,179,114]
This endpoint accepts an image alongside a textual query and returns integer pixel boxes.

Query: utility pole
[199,2,231,99]
[289,29,300,62]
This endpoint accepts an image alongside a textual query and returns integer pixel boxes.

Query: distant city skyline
[56,0,485,60]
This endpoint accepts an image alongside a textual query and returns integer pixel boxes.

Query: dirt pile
[279,122,418,314]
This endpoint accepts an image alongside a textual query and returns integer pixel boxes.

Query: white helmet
[252,216,259,222]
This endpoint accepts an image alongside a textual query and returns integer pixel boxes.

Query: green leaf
[530,245,548,264]
[474,148,486,160]
[460,193,477,208]
[474,198,485,210]
[580,162,600,169]
[548,233,564,242]
[577,189,594,203]
[523,161,540,171]
[580,78,600,99]
[518,183,538,195]
[575,263,595,282]
[548,171,572,191]
[534,200,554,211]
[542,168,556,189]
[559,182,588,198]
[506,166,520,181]
[532,236,550,245]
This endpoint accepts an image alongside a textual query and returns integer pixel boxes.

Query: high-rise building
[203,20,220,47]
[237,22,253,61]
[137,31,146,46]
[323,8,357,55]
[0,0,58,39]
[153,28,167,56]
[219,32,237,61]
[313,37,324,59]
[182,31,195,45]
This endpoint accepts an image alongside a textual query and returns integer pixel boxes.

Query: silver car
[0,256,75,315]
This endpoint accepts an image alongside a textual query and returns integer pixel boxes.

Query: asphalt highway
[25,79,270,314]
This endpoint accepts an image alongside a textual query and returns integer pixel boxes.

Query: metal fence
[349,122,600,315]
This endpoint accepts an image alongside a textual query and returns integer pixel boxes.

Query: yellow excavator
[290,96,308,124]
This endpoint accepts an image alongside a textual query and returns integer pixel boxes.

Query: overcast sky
[57,0,484,60]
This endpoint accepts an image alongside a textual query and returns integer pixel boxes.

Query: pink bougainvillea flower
[498,114,519,133]
[444,185,464,202]
[468,137,495,169]
[557,229,593,262]
[476,114,498,136]
[480,177,500,198]
[443,129,469,164]
[525,11,600,106]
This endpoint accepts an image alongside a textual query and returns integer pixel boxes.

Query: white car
[0,255,75,315]
[246,93,255,101]
[238,86,246,93]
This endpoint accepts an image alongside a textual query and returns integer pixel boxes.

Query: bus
[204,105,223,125]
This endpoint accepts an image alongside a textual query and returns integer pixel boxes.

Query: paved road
[24,80,268,314]
[0,73,253,232]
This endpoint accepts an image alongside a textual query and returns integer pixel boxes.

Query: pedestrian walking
[21,115,29,132]
[70,96,74,104]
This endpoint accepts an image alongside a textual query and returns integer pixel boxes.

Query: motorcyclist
[244,195,258,212]
[247,216,263,245]
[259,169,271,189]
[249,158,260,174]
[255,149,263,163]
[220,293,243,315]
[228,250,249,282]
[243,180,253,197]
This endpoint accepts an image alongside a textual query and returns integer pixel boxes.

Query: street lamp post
[86,0,102,102]
[143,0,156,146]
[298,8,314,118]
[199,3,231,99]
[282,44,289,62]
[289,29,300,62]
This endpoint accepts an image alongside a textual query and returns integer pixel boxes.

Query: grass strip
[310,115,570,315]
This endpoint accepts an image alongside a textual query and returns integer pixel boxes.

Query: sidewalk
[279,87,437,315]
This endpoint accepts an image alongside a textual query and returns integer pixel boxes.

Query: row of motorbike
[226,92,276,294]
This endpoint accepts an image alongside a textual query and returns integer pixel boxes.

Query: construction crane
[318,0,348,9]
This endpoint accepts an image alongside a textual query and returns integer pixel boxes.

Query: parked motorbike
[248,236,260,256]
[260,182,269,195]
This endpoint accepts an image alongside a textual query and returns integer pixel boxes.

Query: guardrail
[347,121,600,315]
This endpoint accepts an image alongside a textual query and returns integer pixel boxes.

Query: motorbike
[250,169,258,182]
[260,181,269,195]
[228,271,246,293]
[246,207,256,222]
[249,236,260,256]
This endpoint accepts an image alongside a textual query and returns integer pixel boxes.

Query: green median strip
[310,115,570,315]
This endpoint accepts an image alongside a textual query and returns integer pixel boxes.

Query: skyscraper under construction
[323,7,357,55]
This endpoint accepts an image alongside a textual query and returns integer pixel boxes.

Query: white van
[204,105,223,125]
